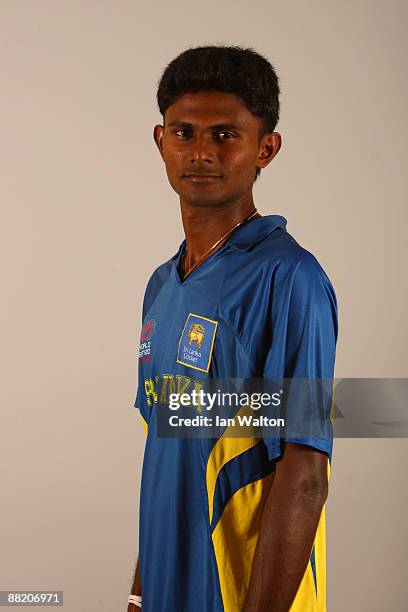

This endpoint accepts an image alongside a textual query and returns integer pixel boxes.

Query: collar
[172,214,287,261]
[226,214,287,251]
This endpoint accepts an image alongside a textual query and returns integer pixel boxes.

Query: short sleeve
[132,263,170,429]
[261,254,338,462]
[134,384,143,411]
[132,272,155,422]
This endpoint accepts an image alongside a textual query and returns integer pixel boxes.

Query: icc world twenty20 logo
[139,319,157,363]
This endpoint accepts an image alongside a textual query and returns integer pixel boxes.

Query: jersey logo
[140,319,157,342]
[139,319,158,363]
[177,313,218,372]
[188,322,205,348]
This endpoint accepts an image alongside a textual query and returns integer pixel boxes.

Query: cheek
[228,147,258,177]
[162,146,184,175]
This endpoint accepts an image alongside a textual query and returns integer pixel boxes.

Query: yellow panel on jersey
[206,403,260,525]
[288,459,331,611]
[313,459,331,611]
[314,505,327,612]
[212,472,275,612]
[140,414,148,436]
[290,561,318,611]
[212,456,331,611]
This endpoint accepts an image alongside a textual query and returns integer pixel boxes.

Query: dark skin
[128,91,329,612]
[154,91,279,273]
[127,560,141,612]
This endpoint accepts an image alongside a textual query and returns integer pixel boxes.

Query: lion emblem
[187,322,205,349]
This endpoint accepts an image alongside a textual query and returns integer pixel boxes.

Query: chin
[183,193,226,208]
[171,182,224,205]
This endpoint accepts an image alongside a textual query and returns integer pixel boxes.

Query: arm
[243,442,328,612]
[127,557,142,612]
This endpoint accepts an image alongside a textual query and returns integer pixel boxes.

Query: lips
[183,173,222,182]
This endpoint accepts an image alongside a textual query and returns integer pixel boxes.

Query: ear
[256,132,282,170]
[153,124,165,160]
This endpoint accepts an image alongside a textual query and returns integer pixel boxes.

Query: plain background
[1,1,407,610]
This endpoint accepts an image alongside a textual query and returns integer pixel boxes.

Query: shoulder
[260,227,327,272]
[145,258,173,290]
[244,229,338,341]
[256,229,336,298]
[269,234,338,341]
[141,257,174,320]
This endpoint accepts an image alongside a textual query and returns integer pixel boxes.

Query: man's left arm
[245,254,338,611]
[243,442,328,612]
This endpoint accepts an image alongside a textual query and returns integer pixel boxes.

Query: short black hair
[157,45,280,180]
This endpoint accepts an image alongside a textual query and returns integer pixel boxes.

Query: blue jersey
[134,215,338,612]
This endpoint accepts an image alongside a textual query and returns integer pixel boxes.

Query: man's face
[154,92,280,208]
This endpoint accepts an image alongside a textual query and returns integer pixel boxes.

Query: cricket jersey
[134,214,338,612]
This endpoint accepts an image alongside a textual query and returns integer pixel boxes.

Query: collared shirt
[134,214,338,612]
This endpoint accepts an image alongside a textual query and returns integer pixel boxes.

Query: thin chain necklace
[180,208,259,281]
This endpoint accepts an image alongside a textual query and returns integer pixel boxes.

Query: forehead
[164,91,259,129]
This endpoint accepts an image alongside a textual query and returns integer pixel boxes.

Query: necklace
[180,208,259,281]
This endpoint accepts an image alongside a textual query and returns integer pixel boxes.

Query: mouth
[182,174,222,183]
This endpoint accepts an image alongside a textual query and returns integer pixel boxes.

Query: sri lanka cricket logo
[177,313,218,373]
[187,322,205,349]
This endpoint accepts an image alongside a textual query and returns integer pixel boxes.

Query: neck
[180,194,260,266]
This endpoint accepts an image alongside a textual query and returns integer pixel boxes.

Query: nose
[190,133,215,165]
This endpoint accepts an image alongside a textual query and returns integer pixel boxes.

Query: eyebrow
[166,120,243,131]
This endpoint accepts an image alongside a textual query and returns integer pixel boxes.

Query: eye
[215,131,237,140]
[175,129,192,138]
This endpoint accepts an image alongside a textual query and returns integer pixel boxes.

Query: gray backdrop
[1,1,407,610]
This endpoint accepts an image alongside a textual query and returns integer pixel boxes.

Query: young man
[128,46,338,612]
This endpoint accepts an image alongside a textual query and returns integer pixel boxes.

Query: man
[128,45,338,612]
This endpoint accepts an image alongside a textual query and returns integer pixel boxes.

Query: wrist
[128,593,142,608]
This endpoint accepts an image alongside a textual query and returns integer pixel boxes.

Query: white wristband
[128,594,142,607]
